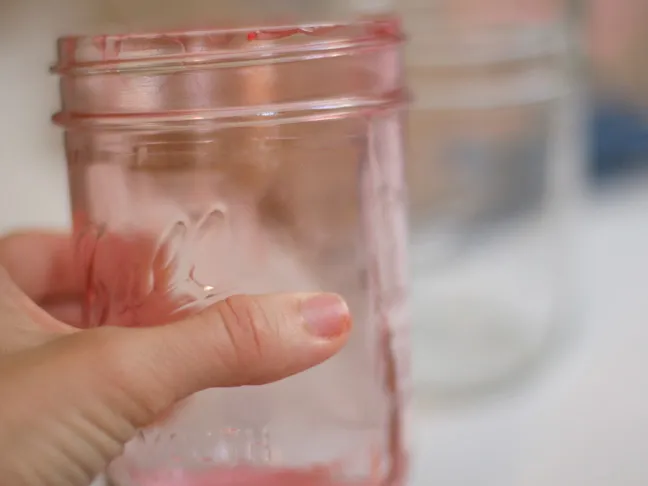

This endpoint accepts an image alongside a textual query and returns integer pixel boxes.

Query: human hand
[0,231,351,486]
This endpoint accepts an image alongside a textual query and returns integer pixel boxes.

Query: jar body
[56,20,409,486]
[404,21,583,398]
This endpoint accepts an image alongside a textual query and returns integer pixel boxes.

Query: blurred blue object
[592,99,648,180]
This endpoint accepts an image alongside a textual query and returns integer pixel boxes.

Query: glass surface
[53,19,409,486]
[85,0,394,34]
[404,20,583,399]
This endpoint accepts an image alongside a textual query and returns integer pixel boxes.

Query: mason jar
[52,18,410,486]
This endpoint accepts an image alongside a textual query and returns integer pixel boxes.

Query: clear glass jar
[403,19,584,399]
[52,18,410,486]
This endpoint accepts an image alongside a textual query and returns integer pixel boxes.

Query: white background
[1,2,648,485]
[410,182,648,486]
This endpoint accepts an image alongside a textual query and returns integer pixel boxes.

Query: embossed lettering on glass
[53,19,410,486]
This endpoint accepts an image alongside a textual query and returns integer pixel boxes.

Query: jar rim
[406,22,568,68]
[53,17,404,75]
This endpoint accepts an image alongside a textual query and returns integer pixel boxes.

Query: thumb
[106,292,352,411]
[0,293,351,485]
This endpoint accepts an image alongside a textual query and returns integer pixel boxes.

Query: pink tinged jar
[52,17,411,486]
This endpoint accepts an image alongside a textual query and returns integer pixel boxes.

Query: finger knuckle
[212,295,270,370]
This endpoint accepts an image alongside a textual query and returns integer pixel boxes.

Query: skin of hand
[0,231,352,486]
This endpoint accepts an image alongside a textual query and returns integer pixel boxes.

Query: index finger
[0,231,82,303]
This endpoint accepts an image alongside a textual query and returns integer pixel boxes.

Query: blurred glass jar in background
[402,6,584,400]
[53,18,409,486]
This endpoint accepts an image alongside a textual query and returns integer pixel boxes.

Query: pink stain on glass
[53,17,410,486]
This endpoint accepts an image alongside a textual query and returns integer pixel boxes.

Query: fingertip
[0,231,80,302]
[299,293,352,340]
